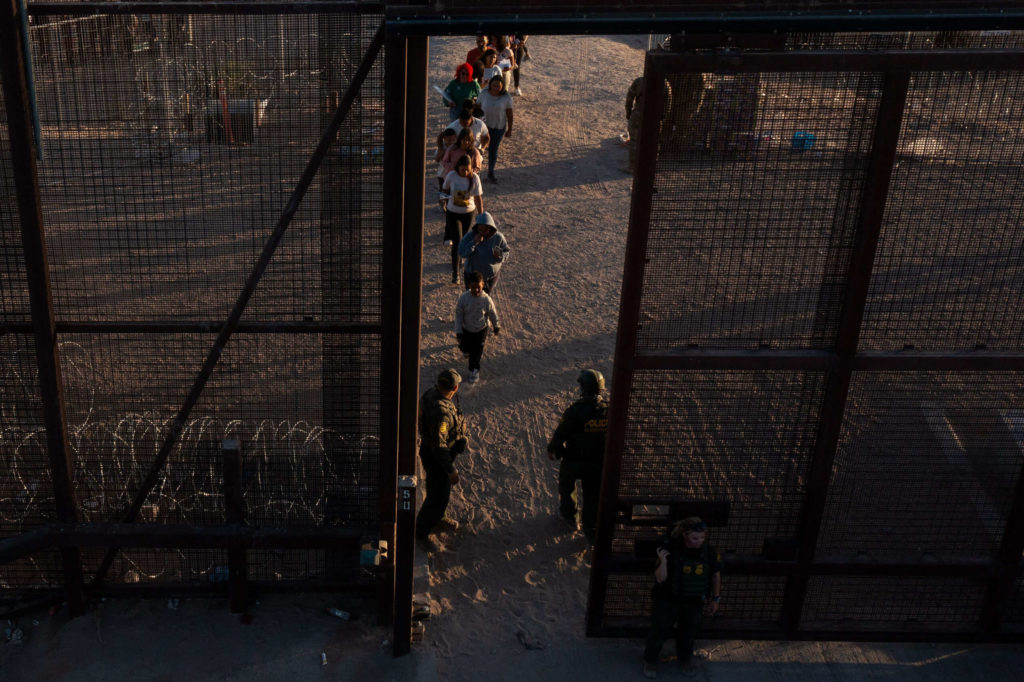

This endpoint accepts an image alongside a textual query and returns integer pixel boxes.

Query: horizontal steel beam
[95,581,377,598]
[3,521,376,563]
[1,322,382,335]
[593,622,1024,643]
[0,527,54,564]
[853,351,1024,371]
[651,48,1024,73]
[0,593,64,620]
[27,1,383,15]
[55,321,382,335]
[632,350,1024,372]
[385,11,1024,36]
[25,3,1024,33]
[633,350,837,371]
[606,555,998,578]
[49,523,373,550]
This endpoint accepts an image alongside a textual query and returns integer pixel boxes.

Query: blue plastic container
[792,131,816,151]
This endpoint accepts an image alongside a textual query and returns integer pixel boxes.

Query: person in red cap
[443,63,481,115]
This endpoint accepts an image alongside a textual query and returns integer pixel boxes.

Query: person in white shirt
[441,155,483,284]
[454,271,500,384]
[493,35,517,94]
[445,108,490,152]
[476,76,514,183]
[481,49,503,86]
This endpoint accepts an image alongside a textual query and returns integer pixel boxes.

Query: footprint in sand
[524,570,546,587]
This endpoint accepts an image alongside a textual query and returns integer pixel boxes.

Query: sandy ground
[4,33,1024,682]
[413,33,639,680]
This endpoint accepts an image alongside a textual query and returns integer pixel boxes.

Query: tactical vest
[669,542,714,600]
[419,388,465,449]
[565,396,608,461]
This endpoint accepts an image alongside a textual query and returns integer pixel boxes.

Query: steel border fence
[589,43,1024,642]
[0,2,416,641]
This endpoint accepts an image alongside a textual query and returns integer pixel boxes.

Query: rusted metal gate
[589,39,1024,641]
[0,2,430,649]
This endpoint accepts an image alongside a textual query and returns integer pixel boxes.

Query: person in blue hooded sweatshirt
[458,211,510,293]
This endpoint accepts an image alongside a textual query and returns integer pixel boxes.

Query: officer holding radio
[642,516,723,678]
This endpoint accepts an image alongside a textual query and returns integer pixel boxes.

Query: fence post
[222,439,247,614]
[378,31,407,629]
[393,475,418,656]
[781,69,909,636]
[392,34,428,658]
[586,54,666,637]
[0,0,85,616]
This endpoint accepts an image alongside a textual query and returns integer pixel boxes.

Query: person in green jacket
[443,63,482,115]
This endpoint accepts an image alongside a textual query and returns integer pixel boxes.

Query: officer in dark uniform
[643,517,722,678]
[547,369,609,543]
[416,368,468,549]
[624,75,675,172]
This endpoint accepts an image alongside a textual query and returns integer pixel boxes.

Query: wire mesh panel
[0,85,32,323]
[54,328,380,587]
[619,370,824,555]
[860,71,1024,352]
[638,72,880,351]
[0,83,64,599]
[820,372,1024,562]
[603,573,788,635]
[802,576,987,633]
[56,333,371,526]
[28,13,384,324]
[0,335,55,536]
[0,551,65,601]
[786,30,1024,51]
[1005,575,1024,633]
[1,8,387,597]
[80,547,229,588]
[593,38,1024,642]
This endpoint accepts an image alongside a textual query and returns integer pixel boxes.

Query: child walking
[454,271,500,384]
[435,127,457,191]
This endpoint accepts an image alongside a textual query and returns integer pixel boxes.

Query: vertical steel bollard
[223,439,247,614]
[393,475,418,656]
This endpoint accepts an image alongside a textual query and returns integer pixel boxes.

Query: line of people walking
[436,35,525,387]
[419,37,724,677]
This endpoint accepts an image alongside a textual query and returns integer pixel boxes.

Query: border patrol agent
[643,517,723,678]
[415,368,468,547]
[546,369,608,542]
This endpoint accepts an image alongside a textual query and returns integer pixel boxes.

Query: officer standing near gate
[416,368,468,552]
[547,369,609,543]
[643,517,722,678]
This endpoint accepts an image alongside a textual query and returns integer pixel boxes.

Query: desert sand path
[416,34,645,680]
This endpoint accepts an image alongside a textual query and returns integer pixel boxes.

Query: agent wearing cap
[643,516,722,678]
[546,369,608,543]
[458,211,510,294]
[415,368,468,550]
